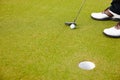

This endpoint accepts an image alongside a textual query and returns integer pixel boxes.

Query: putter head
[65,22,77,26]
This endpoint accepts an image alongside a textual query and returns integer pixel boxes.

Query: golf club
[65,0,86,26]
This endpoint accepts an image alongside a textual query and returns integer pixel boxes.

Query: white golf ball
[70,24,76,29]
[78,61,95,70]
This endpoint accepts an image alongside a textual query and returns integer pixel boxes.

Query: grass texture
[0,0,120,80]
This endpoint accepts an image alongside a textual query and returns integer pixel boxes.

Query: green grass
[0,0,120,80]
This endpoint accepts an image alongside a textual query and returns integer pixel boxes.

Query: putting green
[0,0,120,80]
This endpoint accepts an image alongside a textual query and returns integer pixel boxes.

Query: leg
[110,0,120,15]
[103,0,120,38]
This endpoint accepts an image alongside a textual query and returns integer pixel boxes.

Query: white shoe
[103,22,120,38]
[91,8,120,21]
[91,12,110,20]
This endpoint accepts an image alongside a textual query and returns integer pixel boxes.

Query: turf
[0,0,120,80]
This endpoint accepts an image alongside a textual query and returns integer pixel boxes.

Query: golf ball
[70,24,76,29]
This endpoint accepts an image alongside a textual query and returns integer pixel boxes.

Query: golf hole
[78,61,95,70]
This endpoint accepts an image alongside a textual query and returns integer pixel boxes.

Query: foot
[91,8,120,21]
[103,22,120,38]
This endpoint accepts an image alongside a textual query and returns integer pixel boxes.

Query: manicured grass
[0,0,120,80]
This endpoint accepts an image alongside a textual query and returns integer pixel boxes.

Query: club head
[65,22,77,26]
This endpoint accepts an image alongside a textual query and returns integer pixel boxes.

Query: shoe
[103,22,120,38]
[91,8,120,21]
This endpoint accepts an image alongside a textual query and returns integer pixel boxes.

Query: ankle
[115,22,120,29]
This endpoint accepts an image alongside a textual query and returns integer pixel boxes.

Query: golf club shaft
[73,0,86,22]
